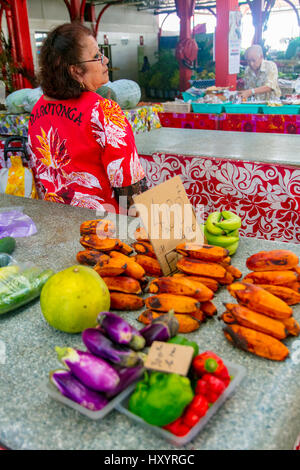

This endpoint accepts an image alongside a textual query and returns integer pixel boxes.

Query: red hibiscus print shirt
[28,91,145,212]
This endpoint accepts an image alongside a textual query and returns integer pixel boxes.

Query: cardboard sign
[145,341,194,376]
[133,175,204,276]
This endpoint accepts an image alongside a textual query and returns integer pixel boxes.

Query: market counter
[135,128,300,245]
[1,194,300,450]
[134,128,300,167]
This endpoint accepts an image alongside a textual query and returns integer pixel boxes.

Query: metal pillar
[9,0,34,88]
[251,0,263,45]
[63,0,81,21]
[64,0,114,38]
[0,0,34,90]
[215,0,239,89]
[175,0,198,92]
[4,5,19,90]
[94,4,111,38]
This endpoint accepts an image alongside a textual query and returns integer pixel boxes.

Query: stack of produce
[204,211,241,255]
[49,311,180,411]
[77,219,146,311]
[176,241,242,289]
[49,313,146,411]
[221,250,300,361]
[137,242,242,334]
[244,250,300,305]
[128,349,231,438]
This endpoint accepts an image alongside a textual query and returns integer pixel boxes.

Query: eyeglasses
[75,50,105,65]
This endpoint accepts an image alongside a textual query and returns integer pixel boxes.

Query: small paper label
[145,341,194,376]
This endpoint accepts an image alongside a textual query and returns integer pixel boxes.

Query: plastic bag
[96,84,117,102]
[5,87,43,114]
[23,87,43,113]
[96,80,141,109]
[5,89,32,114]
[0,262,54,314]
[0,210,37,238]
[0,156,38,199]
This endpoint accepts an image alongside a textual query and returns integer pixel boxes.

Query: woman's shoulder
[80,92,120,115]
[31,91,100,109]
[77,91,103,107]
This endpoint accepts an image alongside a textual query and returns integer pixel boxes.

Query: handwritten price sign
[133,175,203,276]
[145,341,194,376]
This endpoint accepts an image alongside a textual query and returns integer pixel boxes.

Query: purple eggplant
[159,310,180,337]
[49,369,108,411]
[140,323,170,346]
[97,312,145,351]
[106,364,145,398]
[140,310,179,346]
[55,347,120,393]
[82,328,141,367]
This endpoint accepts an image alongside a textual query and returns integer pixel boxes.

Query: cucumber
[0,237,16,255]
[34,269,54,289]
[21,267,41,283]
[0,268,54,315]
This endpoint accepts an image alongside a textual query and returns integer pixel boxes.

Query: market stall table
[0,105,163,139]
[135,128,300,245]
[159,111,300,134]
[0,105,163,170]
[0,194,300,450]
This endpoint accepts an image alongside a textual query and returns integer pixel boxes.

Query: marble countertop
[135,128,300,167]
[0,194,300,450]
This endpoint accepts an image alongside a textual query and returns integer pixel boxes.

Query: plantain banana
[204,227,239,248]
[214,211,241,232]
[225,240,239,256]
[147,276,214,301]
[205,212,225,235]
[145,293,201,314]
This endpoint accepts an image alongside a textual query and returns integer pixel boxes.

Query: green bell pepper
[168,335,199,357]
[128,371,194,427]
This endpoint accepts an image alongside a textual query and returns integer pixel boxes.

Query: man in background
[239,44,281,101]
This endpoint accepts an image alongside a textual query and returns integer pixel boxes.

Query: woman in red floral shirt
[28,23,147,213]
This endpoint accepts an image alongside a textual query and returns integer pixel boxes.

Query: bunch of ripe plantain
[77,219,146,311]
[137,242,242,334]
[204,211,241,256]
[221,249,300,361]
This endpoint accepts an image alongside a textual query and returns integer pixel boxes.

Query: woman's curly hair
[38,23,93,100]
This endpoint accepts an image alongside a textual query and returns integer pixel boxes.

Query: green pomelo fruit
[40,265,110,333]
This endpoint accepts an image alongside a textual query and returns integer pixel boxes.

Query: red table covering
[140,153,300,244]
[159,112,300,134]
